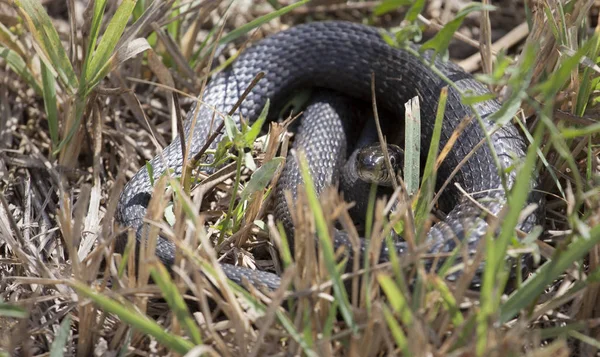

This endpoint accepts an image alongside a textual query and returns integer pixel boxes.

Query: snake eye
[389,156,396,166]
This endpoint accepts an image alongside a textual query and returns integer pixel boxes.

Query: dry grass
[1,0,600,356]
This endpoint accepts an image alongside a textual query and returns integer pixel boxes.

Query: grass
[0,0,600,356]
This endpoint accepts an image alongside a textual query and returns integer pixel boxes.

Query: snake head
[356,144,404,187]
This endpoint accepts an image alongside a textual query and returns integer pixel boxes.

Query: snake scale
[115,21,542,291]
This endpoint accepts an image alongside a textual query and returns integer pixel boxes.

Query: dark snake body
[116,21,541,291]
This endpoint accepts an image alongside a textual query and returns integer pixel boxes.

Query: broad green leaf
[244,99,270,146]
[224,115,240,141]
[405,0,426,22]
[240,157,284,201]
[244,151,257,171]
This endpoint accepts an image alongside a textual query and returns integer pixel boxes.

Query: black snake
[115,21,542,291]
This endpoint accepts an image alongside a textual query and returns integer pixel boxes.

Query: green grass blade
[431,276,464,326]
[569,330,600,349]
[574,35,600,116]
[534,34,596,100]
[477,114,544,355]
[500,222,600,323]
[84,0,137,89]
[414,87,447,232]
[0,302,28,318]
[70,280,195,354]
[41,62,59,148]
[404,96,420,196]
[217,0,309,45]
[561,122,600,138]
[13,0,78,93]
[404,0,426,22]
[49,316,71,357]
[149,263,203,345]
[378,274,413,325]
[276,310,318,357]
[244,100,270,146]
[297,151,357,333]
[381,304,410,355]
[80,0,108,81]
[420,3,495,60]
[0,45,41,95]
[374,0,412,16]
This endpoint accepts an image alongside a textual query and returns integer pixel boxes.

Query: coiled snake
[115,21,542,291]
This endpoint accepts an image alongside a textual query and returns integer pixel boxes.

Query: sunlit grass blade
[574,35,600,116]
[297,151,357,333]
[374,0,412,16]
[419,3,495,61]
[84,0,138,92]
[0,22,26,57]
[217,0,309,45]
[0,45,41,95]
[381,304,410,355]
[431,276,464,326]
[69,280,195,354]
[12,0,78,93]
[500,222,600,323]
[176,237,317,356]
[414,87,447,232]
[149,262,203,345]
[49,316,71,357]
[0,302,28,318]
[477,115,544,355]
[83,0,108,73]
[534,34,596,100]
[404,96,420,196]
[378,274,414,325]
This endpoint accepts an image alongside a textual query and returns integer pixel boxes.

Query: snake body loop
[116,21,542,291]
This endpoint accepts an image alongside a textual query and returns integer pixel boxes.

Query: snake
[115,21,542,292]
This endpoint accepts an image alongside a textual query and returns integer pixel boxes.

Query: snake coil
[116,21,542,291]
